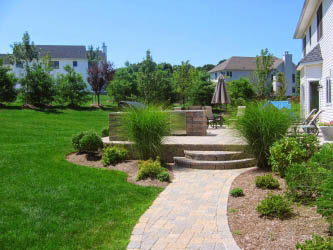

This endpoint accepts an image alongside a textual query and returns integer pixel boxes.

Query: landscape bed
[67,152,173,188]
[228,168,330,250]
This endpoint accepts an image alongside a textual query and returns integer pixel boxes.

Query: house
[294,0,332,122]
[208,53,297,96]
[0,43,107,83]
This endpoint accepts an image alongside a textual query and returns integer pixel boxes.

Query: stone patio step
[184,150,244,161]
[174,157,257,170]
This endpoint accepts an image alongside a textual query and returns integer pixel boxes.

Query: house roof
[36,45,87,59]
[208,56,284,73]
[299,44,323,65]
[294,0,322,38]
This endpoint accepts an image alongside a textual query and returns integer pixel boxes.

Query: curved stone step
[184,150,244,161]
[174,157,257,170]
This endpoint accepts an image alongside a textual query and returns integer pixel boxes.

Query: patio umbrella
[211,75,230,111]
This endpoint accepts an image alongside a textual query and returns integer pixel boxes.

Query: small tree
[11,32,39,104]
[228,77,255,105]
[172,61,192,104]
[256,49,274,98]
[20,63,56,106]
[187,69,214,105]
[277,72,287,100]
[56,65,90,107]
[87,62,115,106]
[0,58,17,104]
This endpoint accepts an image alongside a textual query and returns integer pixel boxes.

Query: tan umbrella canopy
[211,75,230,105]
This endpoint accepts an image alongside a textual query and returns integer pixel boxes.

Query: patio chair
[203,106,224,128]
[291,109,317,134]
[300,110,324,135]
[302,109,318,125]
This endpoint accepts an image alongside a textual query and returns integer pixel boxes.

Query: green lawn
[0,107,162,250]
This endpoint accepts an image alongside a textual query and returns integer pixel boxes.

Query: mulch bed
[66,152,173,188]
[228,168,330,250]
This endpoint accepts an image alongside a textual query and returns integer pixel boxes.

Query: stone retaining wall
[103,141,248,163]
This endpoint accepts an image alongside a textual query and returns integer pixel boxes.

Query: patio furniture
[300,110,325,135]
[302,109,318,125]
[204,106,224,128]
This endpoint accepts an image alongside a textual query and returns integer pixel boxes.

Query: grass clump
[137,158,170,182]
[255,174,280,189]
[296,234,333,249]
[236,102,292,169]
[256,193,292,219]
[72,131,103,153]
[230,187,244,197]
[101,146,128,166]
[121,106,170,160]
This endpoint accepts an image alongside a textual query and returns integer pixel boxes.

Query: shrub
[0,58,17,104]
[317,171,333,234]
[101,127,109,137]
[101,146,128,166]
[285,163,328,203]
[310,143,333,171]
[236,102,292,168]
[137,158,169,182]
[256,193,292,219]
[56,65,90,107]
[72,131,103,153]
[296,235,333,249]
[296,134,319,160]
[121,106,170,160]
[270,137,307,177]
[156,171,170,182]
[230,188,244,197]
[255,174,280,189]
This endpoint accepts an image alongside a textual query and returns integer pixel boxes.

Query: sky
[0,0,305,68]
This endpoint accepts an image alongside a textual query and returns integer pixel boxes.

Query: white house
[0,43,107,83]
[208,53,297,96]
[294,0,333,122]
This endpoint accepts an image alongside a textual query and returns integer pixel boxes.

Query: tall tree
[0,58,17,104]
[87,45,102,66]
[87,62,115,106]
[255,48,274,98]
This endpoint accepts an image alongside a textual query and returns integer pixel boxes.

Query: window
[326,78,332,104]
[302,36,306,56]
[292,74,295,83]
[16,62,23,68]
[51,61,59,69]
[73,61,78,67]
[309,25,312,45]
[214,73,217,80]
[317,3,323,41]
[292,87,296,94]
[227,71,232,77]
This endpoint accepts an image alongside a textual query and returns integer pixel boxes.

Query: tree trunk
[97,94,100,106]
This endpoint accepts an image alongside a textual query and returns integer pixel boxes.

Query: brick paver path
[127,167,250,250]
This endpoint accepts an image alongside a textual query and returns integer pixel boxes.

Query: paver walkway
[127,167,250,250]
